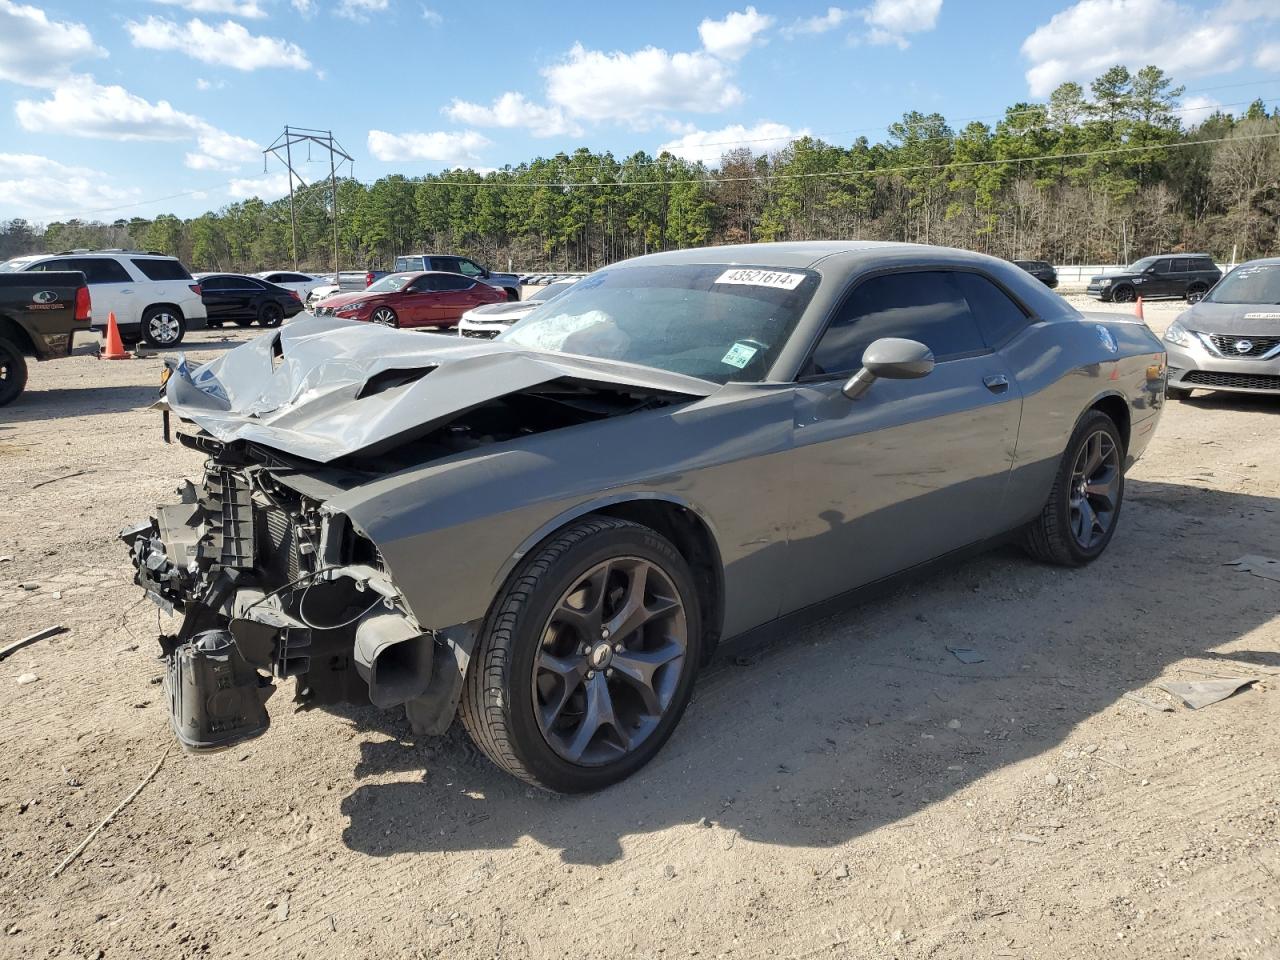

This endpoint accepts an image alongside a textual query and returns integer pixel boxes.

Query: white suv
[0,250,206,346]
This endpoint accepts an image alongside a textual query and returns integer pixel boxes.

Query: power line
[404,130,1280,189]
[36,81,1280,220]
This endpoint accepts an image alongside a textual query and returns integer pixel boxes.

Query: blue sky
[1,0,1279,223]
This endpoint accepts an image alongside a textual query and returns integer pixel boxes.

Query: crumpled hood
[163,315,713,463]
[1178,301,1280,335]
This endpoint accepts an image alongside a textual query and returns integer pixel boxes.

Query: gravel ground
[1,296,1277,959]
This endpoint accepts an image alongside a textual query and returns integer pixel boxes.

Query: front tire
[1110,285,1136,304]
[1185,284,1208,303]
[140,306,186,347]
[461,516,702,793]
[371,306,398,327]
[0,337,28,407]
[1024,410,1125,566]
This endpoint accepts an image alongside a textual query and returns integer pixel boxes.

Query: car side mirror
[841,337,935,400]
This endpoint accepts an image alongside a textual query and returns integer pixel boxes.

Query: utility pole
[264,126,354,274]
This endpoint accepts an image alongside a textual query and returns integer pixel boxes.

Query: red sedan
[314,271,507,329]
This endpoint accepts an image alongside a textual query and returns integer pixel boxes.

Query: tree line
[3,66,1278,274]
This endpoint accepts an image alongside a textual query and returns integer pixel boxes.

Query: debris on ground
[0,626,68,662]
[1158,678,1256,710]
[1122,691,1174,713]
[946,646,985,664]
[1011,833,1044,844]
[1224,555,1280,583]
[15,673,38,685]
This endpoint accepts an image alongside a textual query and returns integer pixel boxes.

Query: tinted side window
[430,257,457,273]
[285,273,310,282]
[1153,259,1173,274]
[200,277,232,291]
[806,271,987,376]
[27,258,74,272]
[263,273,285,282]
[457,259,484,277]
[408,276,440,292]
[131,258,192,281]
[1193,258,1216,272]
[436,275,474,291]
[954,273,1030,348]
[75,258,131,283]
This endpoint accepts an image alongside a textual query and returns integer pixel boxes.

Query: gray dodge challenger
[125,241,1167,792]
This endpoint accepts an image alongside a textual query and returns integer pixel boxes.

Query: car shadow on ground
[7,383,166,420]
[337,479,1278,866]
[1179,392,1280,415]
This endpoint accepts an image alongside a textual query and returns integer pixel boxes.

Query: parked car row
[193,273,306,328]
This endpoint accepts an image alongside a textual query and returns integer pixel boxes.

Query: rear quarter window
[131,258,193,282]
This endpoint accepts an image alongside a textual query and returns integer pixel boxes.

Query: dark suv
[1087,254,1221,303]
[1013,260,1058,288]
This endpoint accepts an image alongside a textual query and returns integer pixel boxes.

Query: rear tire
[505,288,520,302]
[141,306,186,347]
[0,337,28,407]
[461,516,702,793]
[1024,410,1125,567]
[1185,283,1208,303]
[259,303,284,328]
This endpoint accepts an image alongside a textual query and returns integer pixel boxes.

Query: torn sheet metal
[1158,678,1256,709]
[162,315,714,463]
[1225,556,1280,583]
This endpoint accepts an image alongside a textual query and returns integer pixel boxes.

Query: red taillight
[189,283,202,296]
[74,285,91,322]
[365,272,374,287]
[289,290,301,301]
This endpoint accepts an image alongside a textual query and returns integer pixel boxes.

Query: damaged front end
[123,442,447,753]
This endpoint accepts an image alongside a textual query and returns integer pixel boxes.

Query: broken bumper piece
[121,467,459,753]
[167,629,273,752]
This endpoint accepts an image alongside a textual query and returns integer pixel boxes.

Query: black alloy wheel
[462,516,702,793]
[1111,285,1136,303]
[260,303,284,327]
[1024,410,1126,566]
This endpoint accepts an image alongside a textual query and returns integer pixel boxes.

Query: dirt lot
[2,297,1277,960]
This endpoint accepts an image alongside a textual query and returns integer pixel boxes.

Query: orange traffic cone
[99,311,131,360]
[1133,296,1145,321]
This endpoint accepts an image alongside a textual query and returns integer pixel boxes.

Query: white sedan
[457,280,577,339]
[253,271,328,302]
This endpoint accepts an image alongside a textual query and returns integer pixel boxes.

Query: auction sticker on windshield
[721,341,760,369]
[714,268,806,290]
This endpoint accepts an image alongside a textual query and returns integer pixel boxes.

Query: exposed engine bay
[122,438,444,752]
[122,319,708,754]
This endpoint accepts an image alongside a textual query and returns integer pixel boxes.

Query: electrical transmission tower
[263,126,354,272]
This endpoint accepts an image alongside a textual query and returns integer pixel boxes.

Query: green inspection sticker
[721,341,759,369]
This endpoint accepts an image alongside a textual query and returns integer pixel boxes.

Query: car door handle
[983,374,1009,393]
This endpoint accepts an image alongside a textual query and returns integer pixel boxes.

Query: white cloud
[444,92,581,137]
[15,76,206,141]
[337,0,388,20]
[0,153,140,219]
[292,0,314,12]
[1221,0,1280,20]
[658,121,806,161]
[0,0,105,87]
[783,6,851,36]
[228,171,294,200]
[1259,42,1280,71]
[194,77,225,90]
[698,6,774,60]
[1021,0,1242,97]
[862,0,942,48]
[151,0,268,17]
[422,6,443,25]
[366,129,492,165]
[186,130,260,171]
[544,43,743,125]
[127,16,311,71]
[1180,94,1223,116]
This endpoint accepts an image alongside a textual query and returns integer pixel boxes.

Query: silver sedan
[1164,257,1280,398]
